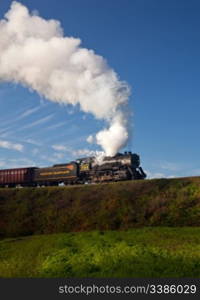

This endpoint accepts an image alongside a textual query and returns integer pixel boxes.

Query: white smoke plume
[0,1,130,156]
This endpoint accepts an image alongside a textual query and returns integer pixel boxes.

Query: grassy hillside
[0,228,200,278]
[0,177,200,237]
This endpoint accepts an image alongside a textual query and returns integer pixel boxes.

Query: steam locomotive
[0,152,146,187]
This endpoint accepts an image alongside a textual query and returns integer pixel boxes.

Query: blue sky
[0,0,200,178]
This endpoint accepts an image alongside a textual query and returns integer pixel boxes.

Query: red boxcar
[0,167,36,187]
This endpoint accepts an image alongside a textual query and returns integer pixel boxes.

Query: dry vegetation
[0,177,200,237]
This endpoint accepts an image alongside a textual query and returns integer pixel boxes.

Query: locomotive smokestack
[0,2,131,156]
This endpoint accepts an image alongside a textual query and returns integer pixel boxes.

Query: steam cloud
[0,1,130,156]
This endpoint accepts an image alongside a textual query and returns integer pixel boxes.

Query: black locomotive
[77,151,146,183]
[0,152,146,187]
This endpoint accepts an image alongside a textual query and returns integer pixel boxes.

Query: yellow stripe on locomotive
[40,170,70,176]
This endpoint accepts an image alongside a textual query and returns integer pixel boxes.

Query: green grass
[0,227,200,278]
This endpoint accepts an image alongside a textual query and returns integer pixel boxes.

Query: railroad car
[0,167,36,187]
[33,162,78,186]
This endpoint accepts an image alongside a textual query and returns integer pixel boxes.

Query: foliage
[0,178,200,237]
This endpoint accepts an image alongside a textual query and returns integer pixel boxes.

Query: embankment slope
[0,177,200,237]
